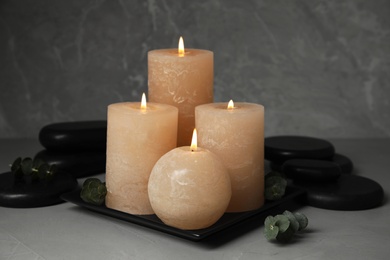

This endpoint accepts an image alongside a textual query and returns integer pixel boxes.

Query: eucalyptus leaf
[21,158,33,175]
[33,158,45,169]
[293,212,309,231]
[38,163,50,179]
[264,216,279,240]
[265,182,286,201]
[264,211,309,243]
[276,225,296,243]
[283,210,300,232]
[11,157,22,172]
[264,171,288,201]
[265,175,287,188]
[80,178,107,205]
[45,164,57,180]
[273,215,290,233]
[10,156,57,182]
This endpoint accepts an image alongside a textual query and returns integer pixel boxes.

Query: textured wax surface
[0,0,389,138]
[148,146,231,230]
[148,49,213,146]
[105,102,178,215]
[196,103,264,212]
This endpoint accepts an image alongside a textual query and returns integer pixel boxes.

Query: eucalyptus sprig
[264,171,287,201]
[10,157,57,181]
[264,210,308,243]
[80,178,107,205]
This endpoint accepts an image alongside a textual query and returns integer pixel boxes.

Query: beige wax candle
[105,95,178,215]
[148,130,231,230]
[148,37,213,147]
[195,101,265,212]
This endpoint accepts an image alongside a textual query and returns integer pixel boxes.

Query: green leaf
[83,178,101,188]
[264,216,279,240]
[264,182,286,201]
[273,215,290,233]
[264,171,288,201]
[11,157,22,172]
[80,178,107,205]
[293,212,308,231]
[283,210,300,232]
[264,211,309,243]
[10,157,24,178]
[10,156,57,182]
[37,164,50,179]
[265,175,287,188]
[264,215,274,227]
[276,225,296,243]
[21,158,33,175]
[45,164,57,181]
[32,158,45,169]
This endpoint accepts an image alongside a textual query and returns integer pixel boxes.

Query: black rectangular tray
[61,186,305,241]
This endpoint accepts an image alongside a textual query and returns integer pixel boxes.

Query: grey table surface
[0,138,389,260]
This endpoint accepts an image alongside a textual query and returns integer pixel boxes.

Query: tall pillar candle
[195,101,264,212]
[148,38,213,146]
[105,97,178,215]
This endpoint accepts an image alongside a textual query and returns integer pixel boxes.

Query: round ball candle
[148,37,213,147]
[148,129,231,230]
[195,100,265,212]
[105,94,178,215]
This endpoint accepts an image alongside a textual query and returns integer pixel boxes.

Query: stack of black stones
[0,121,107,208]
[265,136,384,210]
[36,121,107,178]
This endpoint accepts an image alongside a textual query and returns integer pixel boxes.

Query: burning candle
[148,37,213,146]
[195,100,265,212]
[148,129,231,230]
[105,93,178,215]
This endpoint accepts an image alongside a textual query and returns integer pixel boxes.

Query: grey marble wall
[0,0,389,138]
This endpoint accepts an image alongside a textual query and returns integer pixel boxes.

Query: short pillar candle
[195,101,265,212]
[105,95,178,215]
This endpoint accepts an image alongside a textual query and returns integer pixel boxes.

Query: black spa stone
[35,150,106,178]
[269,161,282,172]
[39,121,107,152]
[265,136,335,163]
[293,174,384,210]
[332,153,354,174]
[270,153,354,175]
[0,171,78,208]
[282,159,342,182]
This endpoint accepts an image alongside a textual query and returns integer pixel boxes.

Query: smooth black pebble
[293,174,384,210]
[39,121,107,152]
[282,159,342,182]
[331,153,353,174]
[270,153,354,175]
[265,136,335,163]
[0,171,78,208]
[35,150,106,178]
[269,161,283,172]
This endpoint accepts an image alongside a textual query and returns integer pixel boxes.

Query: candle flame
[178,36,185,57]
[190,128,197,152]
[140,93,147,110]
[227,99,235,110]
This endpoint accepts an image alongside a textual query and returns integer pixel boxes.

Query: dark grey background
[1,0,389,138]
